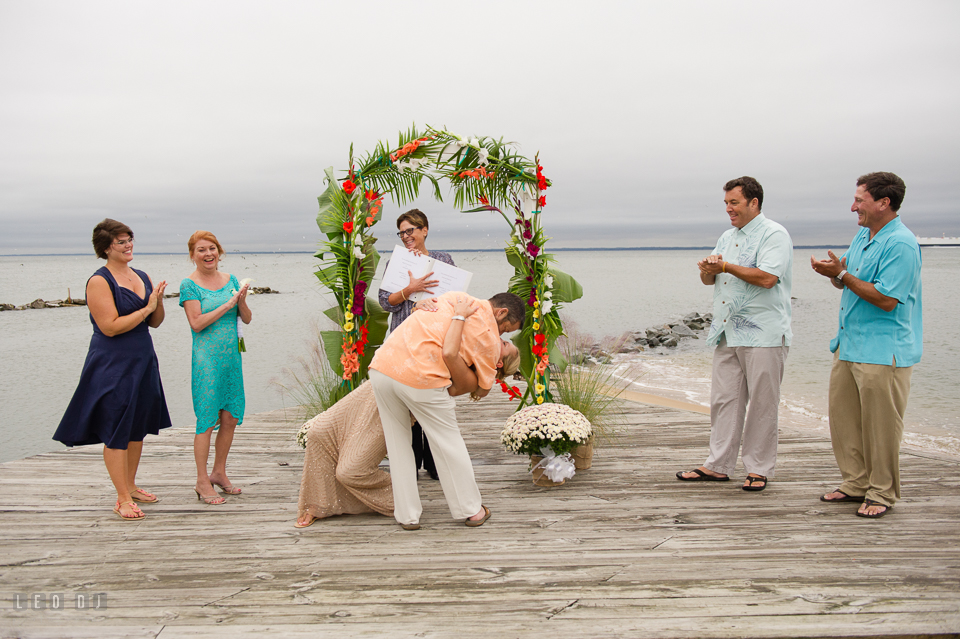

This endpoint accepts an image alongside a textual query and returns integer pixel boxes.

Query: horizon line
[0,245,856,257]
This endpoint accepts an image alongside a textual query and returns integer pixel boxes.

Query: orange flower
[340,349,359,379]
[455,166,495,180]
[340,338,361,379]
[390,136,430,162]
[366,216,375,227]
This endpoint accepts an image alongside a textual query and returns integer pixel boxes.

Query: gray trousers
[704,338,788,477]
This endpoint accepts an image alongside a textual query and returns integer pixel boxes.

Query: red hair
[188,230,225,258]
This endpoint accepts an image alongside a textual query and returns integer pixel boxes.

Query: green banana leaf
[316,166,341,234]
[358,296,389,378]
[320,329,345,378]
[547,266,583,304]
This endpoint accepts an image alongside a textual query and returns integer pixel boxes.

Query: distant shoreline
[0,245,855,257]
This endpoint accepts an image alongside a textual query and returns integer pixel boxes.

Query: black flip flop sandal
[820,489,863,503]
[856,499,892,518]
[676,468,730,482]
[742,475,767,492]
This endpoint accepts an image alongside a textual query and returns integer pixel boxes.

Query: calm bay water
[1,248,958,463]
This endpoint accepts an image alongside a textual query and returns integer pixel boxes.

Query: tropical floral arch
[315,125,582,408]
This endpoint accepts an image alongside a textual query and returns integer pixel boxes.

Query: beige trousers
[828,353,913,506]
[705,338,788,478]
[369,370,482,525]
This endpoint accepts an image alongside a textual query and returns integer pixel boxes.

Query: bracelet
[451,315,466,322]
[400,289,407,301]
[722,262,727,273]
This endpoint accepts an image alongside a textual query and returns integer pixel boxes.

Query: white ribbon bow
[531,446,576,482]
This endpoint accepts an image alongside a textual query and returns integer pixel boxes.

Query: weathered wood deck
[2,393,959,638]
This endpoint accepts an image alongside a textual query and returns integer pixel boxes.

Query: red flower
[534,334,546,345]
[538,196,546,207]
[527,242,540,257]
[498,380,522,400]
[523,230,532,240]
[343,180,357,194]
[365,189,379,201]
[536,164,548,191]
[479,195,489,205]
[343,221,354,233]
[356,324,370,356]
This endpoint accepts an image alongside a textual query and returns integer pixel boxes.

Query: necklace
[108,265,138,286]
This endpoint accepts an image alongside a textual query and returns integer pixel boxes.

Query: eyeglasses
[396,227,422,239]
[113,239,135,247]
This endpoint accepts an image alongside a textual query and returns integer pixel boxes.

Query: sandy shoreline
[620,357,960,462]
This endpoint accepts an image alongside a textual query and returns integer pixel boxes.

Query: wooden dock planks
[2,393,959,638]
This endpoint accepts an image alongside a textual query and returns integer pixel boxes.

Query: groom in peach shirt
[369,291,524,530]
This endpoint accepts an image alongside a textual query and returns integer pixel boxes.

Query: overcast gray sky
[1,0,958,254]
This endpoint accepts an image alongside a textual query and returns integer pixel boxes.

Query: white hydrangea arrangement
[500,403,592,457]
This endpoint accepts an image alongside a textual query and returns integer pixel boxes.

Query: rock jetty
[620,311,713,352]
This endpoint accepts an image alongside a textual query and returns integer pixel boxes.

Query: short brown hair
[857,172,906,212]
[723,176,764,210]
[92,219,133,259]
[188,230,225,258]
[489,292,526,329]
[397,209,429,230]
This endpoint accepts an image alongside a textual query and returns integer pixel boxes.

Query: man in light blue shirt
[677,177,793,492]
[811,172,922,519]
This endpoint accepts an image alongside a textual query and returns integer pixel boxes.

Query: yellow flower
[535,384,545,394]
[343,321,354,332]
[533,322,540,331]
[344,311,354,321]
[536,396,544,404]
[534,300,540,308]
[533,309,541,318]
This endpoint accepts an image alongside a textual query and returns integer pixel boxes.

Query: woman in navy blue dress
[54,219,172,521]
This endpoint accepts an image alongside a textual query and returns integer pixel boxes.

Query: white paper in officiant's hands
[380,245,473,303]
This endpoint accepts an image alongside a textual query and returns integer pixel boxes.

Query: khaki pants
[828,353,913,506]
[705,338,788,478]
[369,370,482,525]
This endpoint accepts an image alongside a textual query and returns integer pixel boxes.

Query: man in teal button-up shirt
[677,177,793,492]
[811,172,922,519]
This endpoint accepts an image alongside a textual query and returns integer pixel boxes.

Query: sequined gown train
[297,382,394,520]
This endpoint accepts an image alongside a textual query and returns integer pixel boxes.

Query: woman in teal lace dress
[179,231,252,504]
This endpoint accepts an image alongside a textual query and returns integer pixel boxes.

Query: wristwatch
[451,315,466,322]
[835,269,847,285]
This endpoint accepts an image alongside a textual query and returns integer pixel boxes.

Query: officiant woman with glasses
[378,209,455,480]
